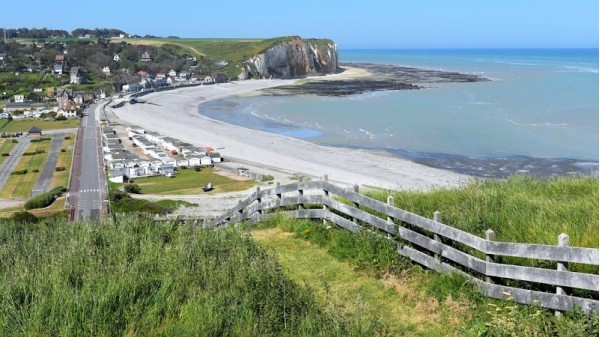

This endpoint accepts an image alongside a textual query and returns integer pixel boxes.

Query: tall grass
[0,217,378,336]
[368,176,598,248]
[254,215,598,337]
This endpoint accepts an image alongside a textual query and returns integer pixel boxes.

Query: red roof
[137,70,149,76]
[55,55,65,61]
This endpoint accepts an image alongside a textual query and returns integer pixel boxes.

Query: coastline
[110,71,473,191]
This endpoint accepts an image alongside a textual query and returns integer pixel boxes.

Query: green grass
[0,138,52,199]
[49,134,76,190]
[0,119,10,129]
[0,216,386,336]
[130,168,254,195]
[367,176,598,248]
[250,215,599,337]
[0,119,80,133]
[0,72,61,97]
[0,138,16,165]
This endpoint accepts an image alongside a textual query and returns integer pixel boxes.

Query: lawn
[0,119,80,132]
[131,168,254,195]
[0,138,16,165]
[0,138,52,199]
[49,134,76,190]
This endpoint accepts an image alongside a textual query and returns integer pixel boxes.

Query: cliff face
[240,38,338,79]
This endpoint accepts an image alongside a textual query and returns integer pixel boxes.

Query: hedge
[24,186,66,210]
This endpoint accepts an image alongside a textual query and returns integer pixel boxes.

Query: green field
[0,138,52,199]
[0,119,80,132]
[0,138,17,165]
[49,134,76,190]
[130,168,254,195]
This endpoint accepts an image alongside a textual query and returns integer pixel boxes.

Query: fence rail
[204,179,599,313]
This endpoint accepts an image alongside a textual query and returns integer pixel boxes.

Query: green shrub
[261,175,275,182]
[32,169,39,173]
[64,136,71,140]
[11,139,18,143]
[60,149,66,152]
[24,186,66,210]
[124,183,141,194]
[22,152,36,156]
[55,167,66,172]
[10,169,27,175]
[1,153,9,156]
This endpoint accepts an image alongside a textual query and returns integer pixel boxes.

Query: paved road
[31,133,64,197]
[0,136,32,198]
[70,103,108,221]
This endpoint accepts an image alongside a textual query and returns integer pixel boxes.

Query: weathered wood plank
[323,197,395,234]
[397,244,599,313]
[397,226,487,274]
[327,212,361,233]
[283,209,329,220]
[487,241,599,266]
[259,182,300,197]
[486,262,599,291]
[472,278,599,313]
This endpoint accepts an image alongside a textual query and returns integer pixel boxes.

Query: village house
[70,67,87,84]
[168,69,177,77]
[56,89,73,109]
[56,108,77,118]
[53,54,65,74]
[140,51,152,62]
[102,66,111,75]
[28,126,43,137]
[156,72,166,80]
[113,54,120,62]
[13,95,24,103]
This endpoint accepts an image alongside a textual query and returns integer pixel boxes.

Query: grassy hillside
[367,176,598,248]
[0,217,387,336]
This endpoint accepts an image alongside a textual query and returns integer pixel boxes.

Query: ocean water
[199,49,599,177]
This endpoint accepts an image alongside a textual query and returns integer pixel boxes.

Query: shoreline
[110,74,473,191]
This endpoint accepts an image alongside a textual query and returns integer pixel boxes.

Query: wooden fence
[205,178,599,313]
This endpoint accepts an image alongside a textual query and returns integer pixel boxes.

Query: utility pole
[3,27,6,43]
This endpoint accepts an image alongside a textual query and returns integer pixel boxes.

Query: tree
[124,183,141,194]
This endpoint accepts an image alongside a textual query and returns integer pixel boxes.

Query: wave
[506,119,570,128]
[557,66,599,74]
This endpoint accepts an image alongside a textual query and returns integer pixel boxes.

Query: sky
[1,0,598,49]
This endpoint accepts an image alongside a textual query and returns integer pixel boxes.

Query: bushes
[10,211,37,224]
[10,169,27,175]
[24,186,66,210]
[124,183,141,194]
[1,153,8,157]
[55,167,66,172]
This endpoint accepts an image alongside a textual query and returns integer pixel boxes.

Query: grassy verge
[0,138,52,199]
[0,119,80,133]
[49,134,76,190]
[251,215,598,337]
[367,176,598,248]
[0,217,382,336]
[0,138,16,165]
[130,168,254,195]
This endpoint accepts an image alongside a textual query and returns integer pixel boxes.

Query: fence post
[387,195,394,239]
[298,184,304,210]
[352,184,359,224]
[322,174,329,225]
[256,186,262,217]
[556,233,569,318]
[276,182,282,206]
[237,200,243,221]
[485,229,495,284]
[433,211,442,262]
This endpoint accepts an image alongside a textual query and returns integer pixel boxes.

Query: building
[13,95,24,103]
[102,66,110,75]
[113,54,120,62]
[56,108,77,118]
[28,126,42,136]
[156,72,166,80]
[56,89,73,109]
[141,51,152,62]
[70,67,87,84]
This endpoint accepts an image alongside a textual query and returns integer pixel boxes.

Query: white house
[177,159,189,167]
[113,54,120,62]
[102,66,111,75]
[56,108,77,118]
[188,157,201,166]
[13,95,24,103]
[168,69,177,77]
[200,156,212,166]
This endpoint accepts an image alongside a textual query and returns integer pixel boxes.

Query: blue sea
[199,49,599,177]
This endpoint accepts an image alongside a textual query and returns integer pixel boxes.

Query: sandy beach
[110,68,472,191]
